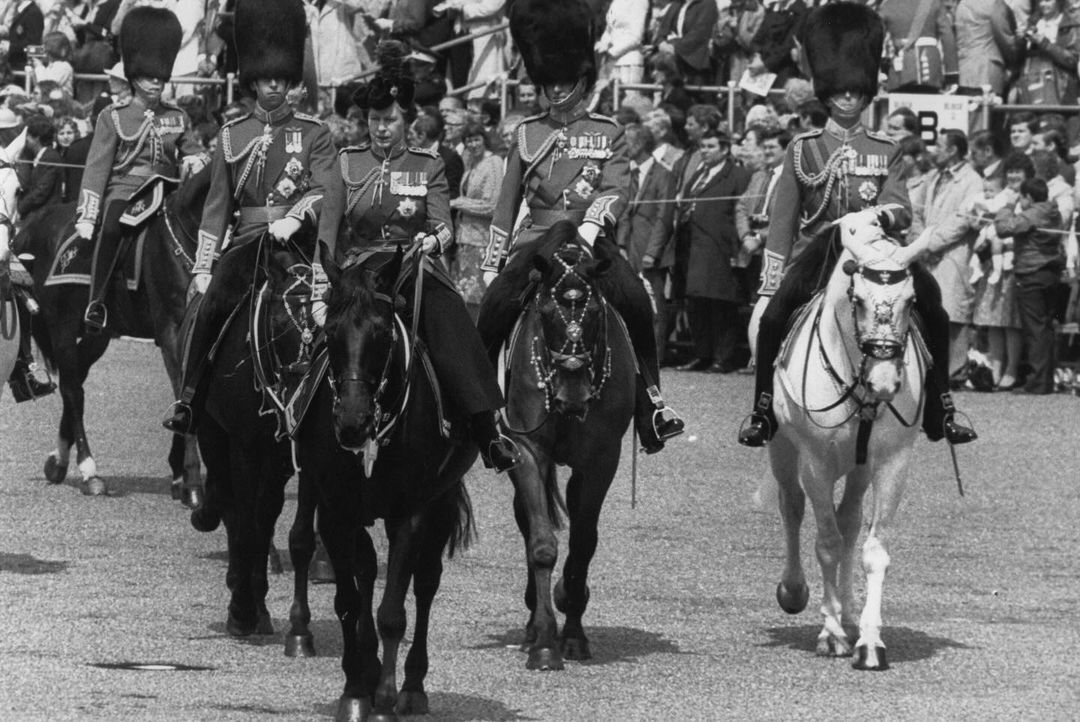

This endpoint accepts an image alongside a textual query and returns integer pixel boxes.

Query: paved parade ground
[1,338,1079,721]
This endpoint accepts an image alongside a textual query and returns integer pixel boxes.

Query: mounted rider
[477,0,684,454]
[316,41,522,473]
[737,2,976,448]
[163,0,338,435]
[77,6,205,334]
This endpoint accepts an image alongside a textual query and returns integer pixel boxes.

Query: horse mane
[325,262,380,331]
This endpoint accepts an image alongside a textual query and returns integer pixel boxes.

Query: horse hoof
[776,581,810,614]
[852,643,888,671]
[182,485,204,510]
[190,506,220,533]
[81,476,108,497]
[170,478,183,500]
[334,696,372,722]
[816,634,852,658]
[395,689,429,715]
[226,613,254,637]
[561,637,591,661]
[44,455,67,484]
[284,633,316,658]
[526,646,564,671]
[309,557,335,584]
[255,609,274,636]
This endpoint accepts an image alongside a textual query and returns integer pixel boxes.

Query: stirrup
[737,393,774,447]
[83,301,107,333]
[484,434,522,473]
[163,400,195,435]
[651,405,685,441]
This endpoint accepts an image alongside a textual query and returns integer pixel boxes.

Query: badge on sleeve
[285,129,303,154]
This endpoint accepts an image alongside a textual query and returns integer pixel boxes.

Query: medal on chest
[858,180,880,203]
[285,128,303,154]
[568,132,612,160]
[389,171,427,196]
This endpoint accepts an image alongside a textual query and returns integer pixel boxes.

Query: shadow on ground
[0,552,69,574]
[760,624,973,664]
[476,626,685,665]
[312,692,540,721]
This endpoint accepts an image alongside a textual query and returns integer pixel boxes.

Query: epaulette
[108,97,131,112]
[865,129,898,145]
[586,112,619,126]
[339,143,370,154]
[160,98,182,111]
[221,113,251,130]
[293,111,324,126]
[521,111,546,123]
[792,126,824,144]
[408,146,439,159]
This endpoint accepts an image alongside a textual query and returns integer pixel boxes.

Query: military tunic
[481,107,629,272]
[759,118,911,296]
[321,141,501,418]
[76,95,200,225]
[319,142,453,254]
[193,102,338,275]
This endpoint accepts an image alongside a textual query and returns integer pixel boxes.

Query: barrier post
[24,64,32,94]
[612,77,621,111]
[981,85,992,131]
[726,81,737,134]
[226,73,235,105]
[499,75,509,122]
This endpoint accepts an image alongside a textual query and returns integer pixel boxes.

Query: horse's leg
[248,448,290,636]
[285,464,318,657]
[770,434,809,615]
[373,515,419,714]
[852,448,913,671]
[512,449,563,671]
[158,337,203,507]
[837,465,872,632]
[60,332,109,494]
[397,495,455,716]
[555,448,618,662]
[802,454,850,658]
[513,486,539,647]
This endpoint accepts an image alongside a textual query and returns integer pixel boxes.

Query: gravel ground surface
[1,338,1078,721]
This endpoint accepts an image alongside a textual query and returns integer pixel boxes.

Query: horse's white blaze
[770,239,924,668]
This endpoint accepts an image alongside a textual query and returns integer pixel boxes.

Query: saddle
[44,175,178,290]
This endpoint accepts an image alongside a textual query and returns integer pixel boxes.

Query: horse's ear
[532,254,552,278]
[842,260,859,276]
[318,240,341,286]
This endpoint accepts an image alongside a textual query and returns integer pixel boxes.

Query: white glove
[420,234,439,254]
[269,216,302,242]
[181,154,208,179]
[576,222,599,247]
[188,272,211,304]
[312,299,327,327]
[75,221,94,240]
[748,295,770,356]
[482,270,498,287]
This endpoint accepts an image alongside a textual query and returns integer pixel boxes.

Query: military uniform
[477,104,682,452]
[321,141,502,419]
[166,102,338,430]
[745,117,965,445]
[79,95,202,327]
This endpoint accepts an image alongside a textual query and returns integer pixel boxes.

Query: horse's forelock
[325,264,379,331]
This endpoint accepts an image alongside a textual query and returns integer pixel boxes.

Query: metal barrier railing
[14,67,237,105]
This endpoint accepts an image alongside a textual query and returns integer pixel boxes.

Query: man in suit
[618,123,676,362]
[410,112,463,200]
[656,0,718,85]
[954,0,1019,96]
[748,0,807,91]
[735,126,789,325]
[676,128,751,372]
[17,115,63,218]
[3,0,44,70]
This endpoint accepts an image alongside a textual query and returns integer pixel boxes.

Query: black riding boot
[912,271,976,444]
[7,304,55,403]
[163,301,213,435]
[473,411,522,472]
[738,305,786,447]
[84,205,126,333]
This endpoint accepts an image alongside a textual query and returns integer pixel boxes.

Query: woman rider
[318,42,521,473]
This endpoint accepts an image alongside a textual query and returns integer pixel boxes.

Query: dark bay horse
[18,169,209,500]
[495,222,636,670]
[285,245,477,722]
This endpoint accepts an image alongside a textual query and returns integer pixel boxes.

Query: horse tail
[443,481,476,559]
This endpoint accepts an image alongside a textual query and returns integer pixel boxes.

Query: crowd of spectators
[0,0,1078,393]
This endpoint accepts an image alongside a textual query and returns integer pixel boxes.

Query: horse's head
[320,242,401,451]
[840,233,922,402]
[530,238,611,419]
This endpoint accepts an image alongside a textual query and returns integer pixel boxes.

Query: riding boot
[473,411,522,472]
[738,307,784,447]
[7,306,55,403]
[84,205,127,333]
[912,268,977,445]
[163,303,213,435]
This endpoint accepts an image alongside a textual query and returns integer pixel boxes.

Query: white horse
[769,221,933,671]
[0,127,26,400]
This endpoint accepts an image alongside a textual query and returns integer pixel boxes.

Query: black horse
[18,169,209,501]
[193,236,316,636]
[285,245,477,722]
[495,222,636,670]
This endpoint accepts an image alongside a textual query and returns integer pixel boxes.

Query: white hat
[0,84,23,97]
[0,108,20,129]
[106,62,126,81]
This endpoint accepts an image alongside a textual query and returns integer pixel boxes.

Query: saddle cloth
[44,229,147,290]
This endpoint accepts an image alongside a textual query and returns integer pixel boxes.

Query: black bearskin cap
[235,0,306,88]
[352,41,415,113]
[510,0,596,90]
[799,2,884,104]
[120,7,182,82]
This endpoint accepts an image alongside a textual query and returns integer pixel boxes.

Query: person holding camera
[31,32,74,97]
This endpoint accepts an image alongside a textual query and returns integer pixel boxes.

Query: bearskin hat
[510,0,596,90]
[234,0,306,88]
[120,7,182,82]
[352,41,415,113]
[799,2,884,104]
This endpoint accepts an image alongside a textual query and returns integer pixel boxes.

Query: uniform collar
[824,117,864,144]
[372,141,408,161]
[253,101,293,125]
[547,100,589,126]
